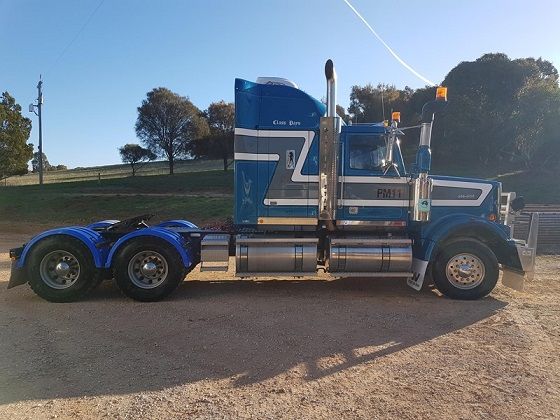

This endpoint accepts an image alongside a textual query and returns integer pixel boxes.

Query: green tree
[435,53,560,171]
[511,77,560,169]
[135,88,209,175]
[0,92,33,180]
[190,101,234,171]
[348,83,413,124]
[336,104,350,123]
[119,143,156,176]
[31,152,52,172]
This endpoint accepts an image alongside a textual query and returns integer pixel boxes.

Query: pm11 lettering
[376,188,403,199]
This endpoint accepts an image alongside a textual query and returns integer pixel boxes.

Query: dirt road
[1,233,559,419]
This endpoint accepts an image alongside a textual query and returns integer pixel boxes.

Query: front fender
[104,227,193,269]
[17,227,107,269]
[414,214,521,269]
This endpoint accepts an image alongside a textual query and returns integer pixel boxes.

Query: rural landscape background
[2,52,559,228]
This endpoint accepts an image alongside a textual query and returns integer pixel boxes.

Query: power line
[342,0,436,86]
[45,0,106,76]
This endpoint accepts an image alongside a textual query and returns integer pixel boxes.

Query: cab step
[200,234,230,272]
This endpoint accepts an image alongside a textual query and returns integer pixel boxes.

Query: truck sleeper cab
[8,60,538,302]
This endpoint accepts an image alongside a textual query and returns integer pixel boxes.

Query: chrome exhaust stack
[318,59,341,228]
[325,59,337,117]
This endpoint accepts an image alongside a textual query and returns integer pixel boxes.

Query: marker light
[436,86,448,101]
[391,111,401,122]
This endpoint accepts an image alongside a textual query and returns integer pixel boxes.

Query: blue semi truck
[8,60,538,302]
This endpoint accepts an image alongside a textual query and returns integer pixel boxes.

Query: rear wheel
[432,239,499,300]
[28,236,101,302]
[114,239,186,301]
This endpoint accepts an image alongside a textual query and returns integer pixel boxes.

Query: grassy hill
[0,170,234,228]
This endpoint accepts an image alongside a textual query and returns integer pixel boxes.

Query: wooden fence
[512,205,560,254]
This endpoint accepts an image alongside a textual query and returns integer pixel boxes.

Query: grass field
[0,170,234,228]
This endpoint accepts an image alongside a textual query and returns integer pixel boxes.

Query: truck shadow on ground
[0,278,507,404]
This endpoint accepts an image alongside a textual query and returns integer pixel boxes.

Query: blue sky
[1,0,559,168]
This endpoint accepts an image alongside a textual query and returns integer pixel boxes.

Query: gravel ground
[0,233,559,419]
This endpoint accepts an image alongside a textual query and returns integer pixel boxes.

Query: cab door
[339,131,409,222]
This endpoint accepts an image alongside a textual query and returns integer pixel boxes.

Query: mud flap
[501,268,525,291]
[408,258,429,291]
[7,260,27,289]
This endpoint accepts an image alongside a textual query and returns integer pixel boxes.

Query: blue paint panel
[267,205,309,218]
[235,78,325,130]
[234,161,259,224]
[235,79,261,129]
[259,94,323,130]
[104,227,193,269]
[416,145,431,172]
[18,227,107,269]
[301,133,319,175]
[256,161,276,219]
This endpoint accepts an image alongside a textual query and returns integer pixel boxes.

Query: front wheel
[432,239,499,300]
[114,239,186,301]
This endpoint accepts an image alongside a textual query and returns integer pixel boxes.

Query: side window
[348,135,387,171]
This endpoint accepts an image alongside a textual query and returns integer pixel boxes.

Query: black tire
[27,236,102,302]
[432,238,499,300]
[113,238,186,302]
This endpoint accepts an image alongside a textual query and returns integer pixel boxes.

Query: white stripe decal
[234,152,279,161]
[264,198,317,206]
[235,128,311,138]
[339,176,407,184]
[432,179,492,207]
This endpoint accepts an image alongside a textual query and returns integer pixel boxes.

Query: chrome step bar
[200,234,230,272]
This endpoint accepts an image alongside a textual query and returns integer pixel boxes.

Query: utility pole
[30,76,44,185]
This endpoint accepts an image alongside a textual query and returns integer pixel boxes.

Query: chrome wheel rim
[127,251,168,289]
[445,253,485,290]
[39,250,81,289]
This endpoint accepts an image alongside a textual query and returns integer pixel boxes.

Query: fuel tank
[235,235,318,275]
[328,237,412,273]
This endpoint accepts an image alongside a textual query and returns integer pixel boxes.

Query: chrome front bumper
[502,213,539,291]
